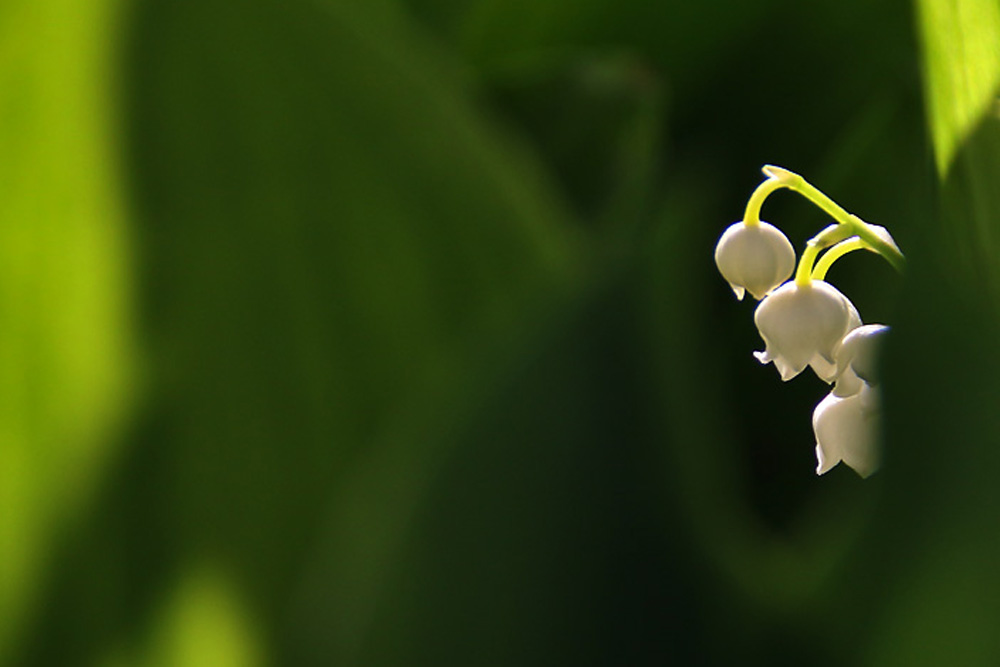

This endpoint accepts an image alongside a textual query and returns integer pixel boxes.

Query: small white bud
[832,324,889,397]
[714,221,795,300]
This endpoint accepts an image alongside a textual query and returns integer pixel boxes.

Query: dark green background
[5,0,1000,664]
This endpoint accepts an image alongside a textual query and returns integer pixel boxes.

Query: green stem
[762,165,852,227]
[845,215,906,273]
[811,238,869,281]
[742,176,786,227]
[793,225,849,287]
[763,165,906,275]
[795,243,821,287]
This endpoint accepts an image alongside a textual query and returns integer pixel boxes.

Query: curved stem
[811,237,869,281]
[742,176,785,227]
[793,225,850,287]
[762,165,852,227]
[762,165,906,274]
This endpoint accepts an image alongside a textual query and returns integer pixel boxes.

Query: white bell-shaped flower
[833,324,889,397]
[753,280,861,382]
[813,382,880,478]
[714,221,795,300]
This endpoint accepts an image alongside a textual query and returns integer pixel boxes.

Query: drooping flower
[814,325,888,477]
[753,280,860,382]
[832,324,889,397]
[813,382,880,478]
[714,221,795,300]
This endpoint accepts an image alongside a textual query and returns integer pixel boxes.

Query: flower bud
[832,324,889,397]
[753,280,861,382]
[813,382,880,478]
[714,221,795,300]
[869,223,902,255]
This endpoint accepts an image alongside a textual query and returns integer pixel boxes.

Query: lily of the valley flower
[813,324,888,477]
[753,280,861,382]
[718,166,906,480]
[714,220,795,300]
[813,382,880,478]
[833,324,889,397]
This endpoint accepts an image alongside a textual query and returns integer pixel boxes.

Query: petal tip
[815,443,834,475]
[773,358,802,381]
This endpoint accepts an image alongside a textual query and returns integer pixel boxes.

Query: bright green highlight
[0,0,135,661]
[142,566,262,667]
[917,0,1000,176]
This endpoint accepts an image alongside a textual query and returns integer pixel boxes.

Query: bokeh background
[4,0,1000,664]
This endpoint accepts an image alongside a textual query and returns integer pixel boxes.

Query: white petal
[815,442,840,475]
[810,354,839,384]
[812,384,880,478]
[813,392,844,475]
[836,324,889,386]
[754,347,805,381]
[845,302,862,335]
[715,221,795,301]
[773,355,802,382]
[832,367,865,397]
[753,280,861,383]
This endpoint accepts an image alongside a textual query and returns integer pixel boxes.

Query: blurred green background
[4,0,1000,664]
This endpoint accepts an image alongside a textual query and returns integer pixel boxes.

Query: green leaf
[917,0,1000,176]
[852,3,1000,663]
[0,0,134,661]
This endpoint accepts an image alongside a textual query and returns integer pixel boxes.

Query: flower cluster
[715,166,904,478]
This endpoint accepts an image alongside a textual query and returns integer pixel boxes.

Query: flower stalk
[811,237,869,280]
[746,165,906,282]
[742,176,785,227]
